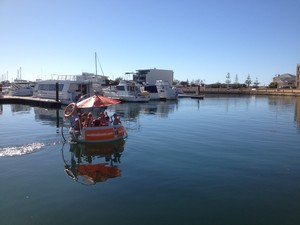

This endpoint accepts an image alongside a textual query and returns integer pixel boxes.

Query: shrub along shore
[182,87,300,96]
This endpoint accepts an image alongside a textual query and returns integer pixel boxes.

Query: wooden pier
[0,96,61,109]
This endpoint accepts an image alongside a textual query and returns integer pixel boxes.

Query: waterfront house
[273,73,296,89]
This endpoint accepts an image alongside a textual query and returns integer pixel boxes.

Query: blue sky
[1,0,299,86]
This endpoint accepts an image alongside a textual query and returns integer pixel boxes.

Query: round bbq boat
[68,123,127,143]
[62,94,127,143]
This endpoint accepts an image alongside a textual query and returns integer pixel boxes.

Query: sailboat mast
[94,52,105,76]
[95,52,97,76]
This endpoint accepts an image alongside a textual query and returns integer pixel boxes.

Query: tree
[211,82,222,88]
[180,81,189,87]
[234,74,239,84]
[173,79,180,85]
[225,72,231,87]
[108,77,123,85]
[268,82,278,88]
[245,74,252,87]
[191,79,201,86]
[253,77,259,87]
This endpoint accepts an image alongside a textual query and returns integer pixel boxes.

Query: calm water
[1,96,300,225]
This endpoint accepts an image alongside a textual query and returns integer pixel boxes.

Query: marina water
[1,96,300,225]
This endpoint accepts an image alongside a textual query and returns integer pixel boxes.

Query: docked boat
[8,79,34,96]
[103,80,150,102]
[156,80,178,100]
[33,73,106,105]
[140,83,160,100]
[140,80,178,100]
[62,94,127,143]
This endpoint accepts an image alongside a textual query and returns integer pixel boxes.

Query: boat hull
[69,125,127,143]
[103,91,150,102]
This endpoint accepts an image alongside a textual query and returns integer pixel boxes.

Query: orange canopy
[76,95,120,108]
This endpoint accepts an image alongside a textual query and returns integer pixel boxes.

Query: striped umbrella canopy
[76,95,120,108]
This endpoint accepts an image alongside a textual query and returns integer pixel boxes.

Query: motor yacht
[103,80,150,102]
[33,73,106,105]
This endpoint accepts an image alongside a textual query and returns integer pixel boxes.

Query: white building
[133,68,174,85]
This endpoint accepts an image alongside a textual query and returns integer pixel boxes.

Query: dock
[0,96,61,109]
[178,94,205,99]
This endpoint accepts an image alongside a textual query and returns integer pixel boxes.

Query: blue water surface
[0,96,300,225]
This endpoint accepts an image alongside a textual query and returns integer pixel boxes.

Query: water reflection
[32,101,178,128]
[294,97,300,128]
[140,100,178,116]
[34,107,65,121]
[62,140,125,185]
[11,104,31,113]
[108,101,178,119]
[268,96,295,109]
[34,108,64,131]
[30,97,300,133]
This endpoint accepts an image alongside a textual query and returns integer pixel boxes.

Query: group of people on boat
[73,111,122,131]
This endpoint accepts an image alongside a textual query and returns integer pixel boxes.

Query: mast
[95,52,97,76]
[95,52,105,76]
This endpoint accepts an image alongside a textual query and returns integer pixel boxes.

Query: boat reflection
[62,139,125,185]
[34,107,65,121]
[11,104,31,113]
[107,100,178,121]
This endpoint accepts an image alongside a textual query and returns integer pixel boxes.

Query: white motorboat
[140,84,160,100]
[140,80,178,100]
[155,80,178,100]
[33,73,106,105]
[8,79,34,96]
[103,80,150,102]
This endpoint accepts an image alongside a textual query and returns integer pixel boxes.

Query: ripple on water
[0,142,45,157]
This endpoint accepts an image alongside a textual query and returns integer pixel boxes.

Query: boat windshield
[144,85,158,93]
[36,83,64,91]
[116,86,125,91]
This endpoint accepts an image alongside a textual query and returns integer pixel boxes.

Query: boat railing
[51,74,104,83]
[51,74,78,81]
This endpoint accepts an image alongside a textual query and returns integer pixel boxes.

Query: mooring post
[56,82,59,102]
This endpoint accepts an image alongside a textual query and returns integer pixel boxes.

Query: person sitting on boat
[76,113,82,125]
[81,111,88,124]
[112,113,121,125]
[74,118,81,131]
[99,112,107,126]
[92,118,100,126]
[104,111,110,125]
[83,112,93,127]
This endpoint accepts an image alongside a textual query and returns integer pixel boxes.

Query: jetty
[179,94,205,99]
[0,96,61,108]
